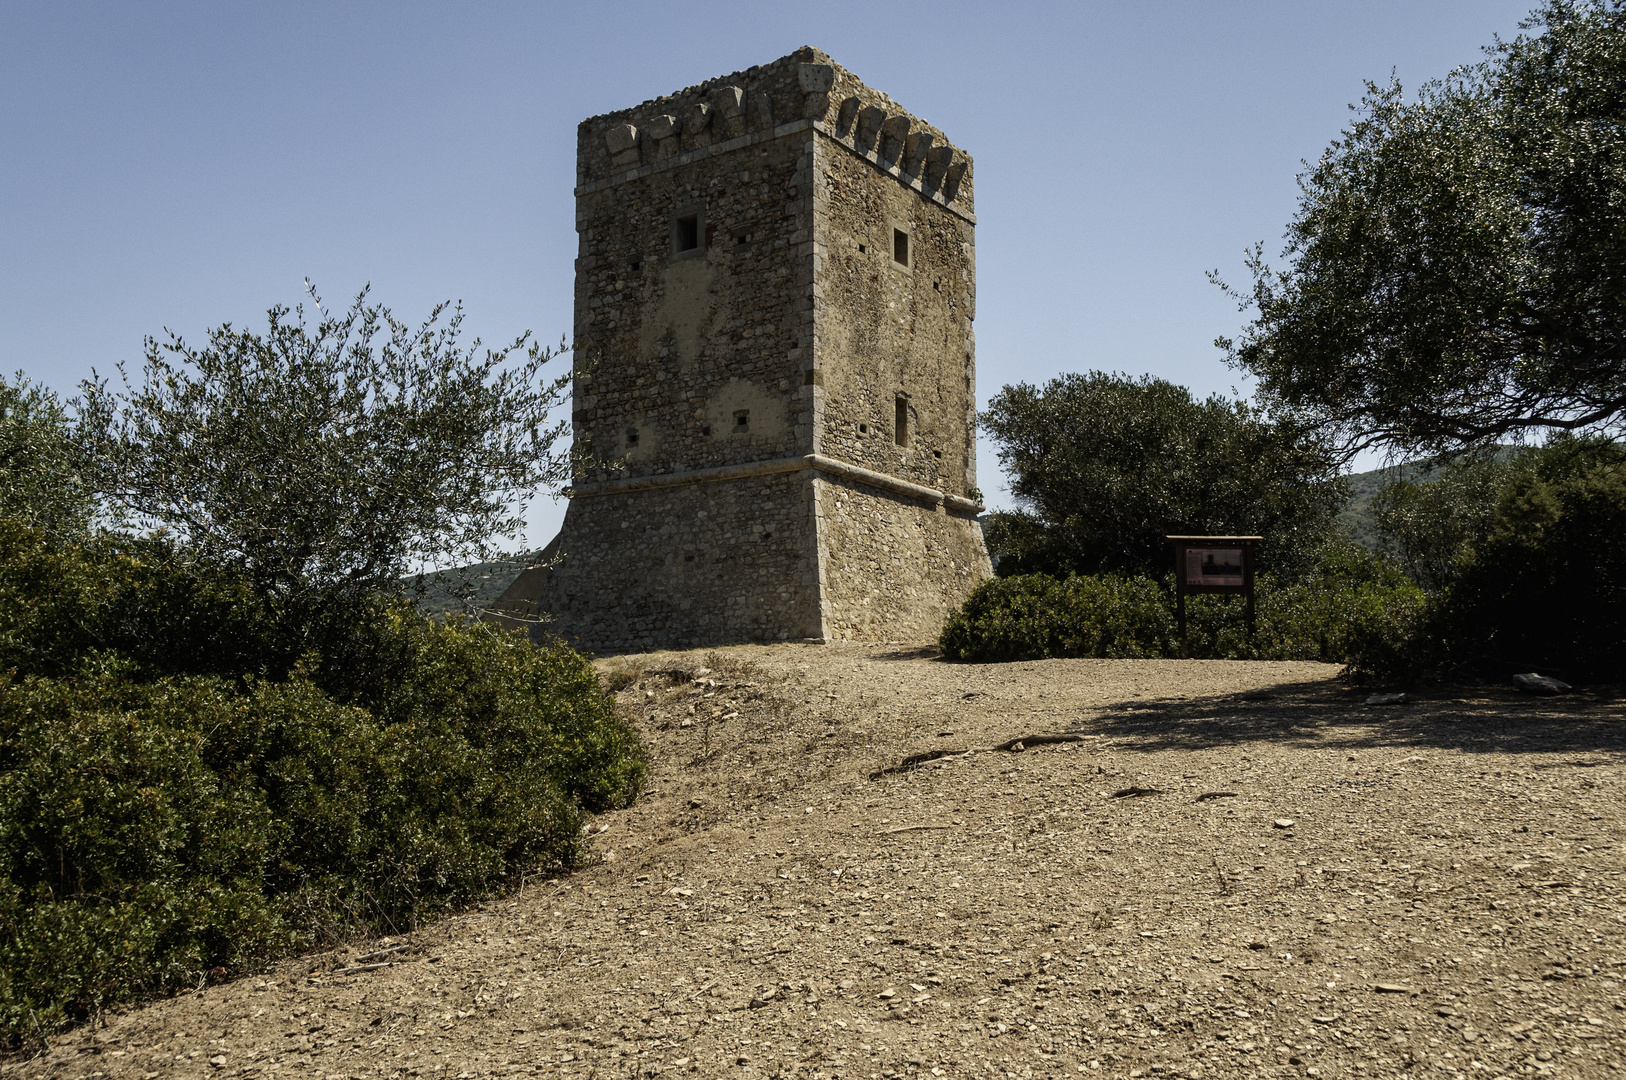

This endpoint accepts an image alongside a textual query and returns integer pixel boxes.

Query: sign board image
[1184,547,1244,588]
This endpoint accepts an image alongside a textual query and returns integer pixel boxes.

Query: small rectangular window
[675,214,700,252]
[895,396,908,446]
[893,228,909,266]
[733,409,750,433]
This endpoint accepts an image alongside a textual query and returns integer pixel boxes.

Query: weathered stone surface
[604,122,638,153]
[798,62,836,93]
[547,47,989,651]
[1512,672,1571,694]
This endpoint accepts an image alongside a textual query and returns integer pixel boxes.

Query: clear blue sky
[1,0,1536,546]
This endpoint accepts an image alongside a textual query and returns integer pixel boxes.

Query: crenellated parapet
[575,46,973,218]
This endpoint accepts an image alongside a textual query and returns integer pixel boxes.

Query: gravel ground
[10,644,1624,1080]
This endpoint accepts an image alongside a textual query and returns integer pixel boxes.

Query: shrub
[940,557,1426,675]
[939,574,1174,663]
[0,673,284,1043]
[0,522,646,1049]
[1434,438,1626,678]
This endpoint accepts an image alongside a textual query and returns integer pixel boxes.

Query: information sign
[1166,535,1262,656]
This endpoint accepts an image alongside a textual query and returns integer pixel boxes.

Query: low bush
[938,574,1175,663]
[1433,439,1626,678]
[940,552,1426,675]
[0,522,646,1049]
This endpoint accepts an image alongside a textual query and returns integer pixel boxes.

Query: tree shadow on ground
[1083,679,1625,758]
[867,644,940,662]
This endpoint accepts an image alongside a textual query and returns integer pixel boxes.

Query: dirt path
[12,645,1625,1080]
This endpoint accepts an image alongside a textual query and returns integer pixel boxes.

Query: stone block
[746,90,774,131]
[856,105,886,149]
[903,131,934,175]
[712,85,744,117]
[798,63,835,93]
[604,123,638,153]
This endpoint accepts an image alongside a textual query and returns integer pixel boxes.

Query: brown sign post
[1166,536,1262,657]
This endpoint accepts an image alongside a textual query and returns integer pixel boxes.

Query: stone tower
[531,46,991,650]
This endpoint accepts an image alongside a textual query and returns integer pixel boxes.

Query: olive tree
[1217,0,1626,460]
[981,372,1345,579]
[78,284,572,614]
[0,374,95,540]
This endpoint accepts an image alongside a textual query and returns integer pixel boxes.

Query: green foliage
[956,439,1626,681]
[939,574,1175,664]
[981,372,1345,578]
[0,523,645,1049]
[0,374,95,541]
[1436,437,1626,676]
[0,524,280,682]
[1373,456,1510,591]
[1219,0,1626,459]
[940,547,1425,677]
[76,284,574,614]
[0,674,286,1043]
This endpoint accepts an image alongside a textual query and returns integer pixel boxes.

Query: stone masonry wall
[543,472,820,651]
[810,128,978,498]
[540,48,989,651]
[816,477,990,642]
[571,121,812,478]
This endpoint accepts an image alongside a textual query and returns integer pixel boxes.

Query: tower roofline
[575,46,973,215]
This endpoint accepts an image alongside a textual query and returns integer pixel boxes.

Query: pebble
[1365,692,1406,705]
[1272,818,1296,829]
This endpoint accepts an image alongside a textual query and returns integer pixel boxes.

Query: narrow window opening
[675,214,700,252]
[733,409,750,433]
[892,228,909,266]
[895,397,909,446]
[684,554,695,562]
[625,426,639,447]
[628,259,642,273]
[932,280,940,291]
[735,231,750,246]
[933,449,942,459]
[858,423,868,435]
[702,424,712,436]
[858,243,868,254]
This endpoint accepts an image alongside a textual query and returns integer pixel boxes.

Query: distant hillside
[1337,448,1514,548]
[1339,463,1417,548]
[409,557,534,617]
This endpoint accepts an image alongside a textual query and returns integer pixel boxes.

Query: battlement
[576,46,973,217]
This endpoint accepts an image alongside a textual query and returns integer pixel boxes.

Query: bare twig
[354,945,410,963]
